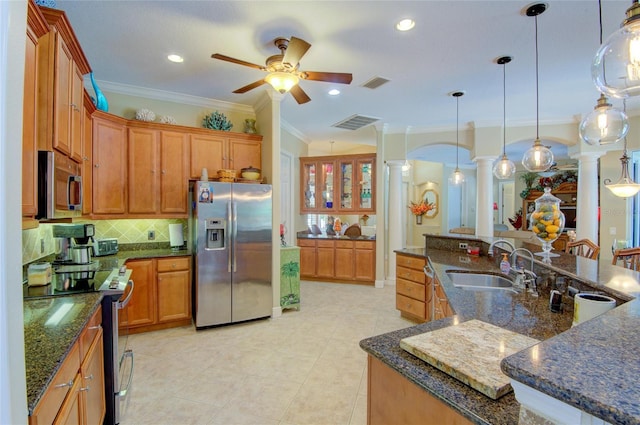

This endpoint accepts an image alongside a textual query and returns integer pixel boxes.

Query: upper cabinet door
[300,160,317,213]
[338,159,355,212]
[357,158,375,212]
[318,160,337,213]
[189,134,226,179]
[53,33,72,156]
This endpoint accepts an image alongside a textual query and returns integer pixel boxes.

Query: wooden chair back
[612,247,640,271]
[564,239,600,260]
[344,224,362,237]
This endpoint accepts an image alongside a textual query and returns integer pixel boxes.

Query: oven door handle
[117,349,134,398]
[116,280,134,310]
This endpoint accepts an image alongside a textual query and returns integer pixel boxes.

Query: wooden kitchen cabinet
[127,123,189,217]
[433,274,453,320]
[22,1,48,228]
[298,238,375,284]
[91,111,127,217]
[189,132,262,180]
[30,306,104,425]
[123,256,192,334]
[368,355,473,425]
[36,7,91,160]
[157,257,191,323]
[396,253,430,322]
[300,153,376,214]
[81,91,95,216]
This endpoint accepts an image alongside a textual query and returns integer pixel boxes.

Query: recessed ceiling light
[167,54,184,63]
[328,89,340,96]
[396,18,415,31]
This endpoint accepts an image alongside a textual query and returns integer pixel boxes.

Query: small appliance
[52,223,96,264]
[93,238,119,256]
[37,151,82,220]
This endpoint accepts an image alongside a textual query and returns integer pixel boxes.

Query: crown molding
[87,78,255,114]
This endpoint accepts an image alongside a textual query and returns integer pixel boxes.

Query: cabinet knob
[84,373,94,380]
[80,386,90,392]
[162,170,166,174]
[94,164,99,168]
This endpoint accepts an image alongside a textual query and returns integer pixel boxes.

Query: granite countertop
[23,293,103,414]
[296,233,375,241]
[362,243,640,425]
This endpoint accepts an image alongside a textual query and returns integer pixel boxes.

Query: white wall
[1,1,28,423]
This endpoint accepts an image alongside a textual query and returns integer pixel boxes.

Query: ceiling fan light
[522,139,554,172]
[493,154,516,179]
[592,3,640,98]
[579,94,629,145]
[396,18,415,31]
[265,72,299,94]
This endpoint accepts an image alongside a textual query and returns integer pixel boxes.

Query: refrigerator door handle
[232,201,238,273]
[227,201,232,273]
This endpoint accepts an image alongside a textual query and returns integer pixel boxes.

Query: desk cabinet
[280,246,301,310]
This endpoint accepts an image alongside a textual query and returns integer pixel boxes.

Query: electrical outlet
[148,230,155,240]
[459,242,468,250]
[610,227,617,235]
[40,239,45,254]
[459,256,471,263]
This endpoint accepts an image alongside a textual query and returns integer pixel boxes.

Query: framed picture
[422,189,439,219]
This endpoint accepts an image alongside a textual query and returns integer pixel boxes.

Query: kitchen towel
[169,224,184,248]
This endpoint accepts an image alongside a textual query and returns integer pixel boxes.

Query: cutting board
[400,319,539,399]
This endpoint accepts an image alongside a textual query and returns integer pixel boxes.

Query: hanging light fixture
[581,0,629,145]
[522,3,554,173]
[604,99,640,197]
[264,72,299,94]
[449,91,465,185]
[493,56,516,179]
[592,0,640,98]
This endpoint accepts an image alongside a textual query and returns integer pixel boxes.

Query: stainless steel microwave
[37,151,82,220]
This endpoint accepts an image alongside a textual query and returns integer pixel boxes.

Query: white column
[475,157,495,237]
[387,160,405,286]
[571,152,602,243]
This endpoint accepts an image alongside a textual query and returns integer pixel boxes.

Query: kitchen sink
[445,269,515,291]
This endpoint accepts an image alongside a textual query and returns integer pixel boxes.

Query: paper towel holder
[169,223,185,251]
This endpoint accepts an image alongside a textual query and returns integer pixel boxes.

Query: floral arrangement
[203,111,233,131]
[160,115,176,124]
[409,200,435,216]
[519,170,577,199]
[508,208,523,230]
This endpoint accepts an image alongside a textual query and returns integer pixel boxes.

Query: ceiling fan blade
[233,79,267,94]
[283,36,311,68]
[290,85,311,104]
[211,53,264,70]
[302,71,353,84]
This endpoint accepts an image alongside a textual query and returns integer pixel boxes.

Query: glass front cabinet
[300,154,375,214]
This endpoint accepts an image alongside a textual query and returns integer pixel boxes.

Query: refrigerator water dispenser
[205,218,225,249]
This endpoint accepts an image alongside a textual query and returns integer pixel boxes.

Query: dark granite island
[360,236,640,425]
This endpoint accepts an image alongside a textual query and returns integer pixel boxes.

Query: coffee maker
[52,224,96,264]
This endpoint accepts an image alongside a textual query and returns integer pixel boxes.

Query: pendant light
[522,3,554,173]
[604,99,640,197]
[593,0,640,98]
[493,56,516,179]
[449,91,465,185]
[580,0,629,145]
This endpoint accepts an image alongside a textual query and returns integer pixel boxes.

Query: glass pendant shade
[579,94,629,145]
[604,152,640,197]
[493,155,516,179]
[522,139,554,172]
[592,2,640,98]
[449,168,465,185]
[265,72,299,93]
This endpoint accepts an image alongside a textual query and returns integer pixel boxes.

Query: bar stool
[612,247,640,271]
[564,239,600,260]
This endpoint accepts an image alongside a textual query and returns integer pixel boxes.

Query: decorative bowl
[241,166,261,180]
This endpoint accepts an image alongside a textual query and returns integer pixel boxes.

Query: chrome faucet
[510,248,538,293]
[488,239,515,257]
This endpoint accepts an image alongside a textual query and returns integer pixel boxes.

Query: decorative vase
[244,118,257,134]
[530,187,565,263]
[415,215,423,225]
[90,72,109,112]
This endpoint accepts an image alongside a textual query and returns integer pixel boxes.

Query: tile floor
[120,280,414,425]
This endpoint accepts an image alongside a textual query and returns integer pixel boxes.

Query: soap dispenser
[500,253,511,274]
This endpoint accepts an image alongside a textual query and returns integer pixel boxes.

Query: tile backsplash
[22,219,187,264]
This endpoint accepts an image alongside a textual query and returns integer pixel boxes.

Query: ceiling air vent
[362,76,390,89]
[332,114,380,131]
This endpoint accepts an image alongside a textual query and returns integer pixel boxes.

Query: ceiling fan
[538,162,578,177]
[211,36,353,104]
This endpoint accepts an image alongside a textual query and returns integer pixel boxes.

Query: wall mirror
[422,189,439,218]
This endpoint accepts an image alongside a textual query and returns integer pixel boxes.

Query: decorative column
[571,152,603,243]
[475,157,495,237]
[387,160,405,286]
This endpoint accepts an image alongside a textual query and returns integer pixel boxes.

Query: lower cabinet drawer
[397,278,426,302]
[396,266,425,284]
[397,254,426,270]
[396,293,426,320]
[157,256,190,272]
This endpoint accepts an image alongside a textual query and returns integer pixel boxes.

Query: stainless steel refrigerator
[191,181,273,328]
